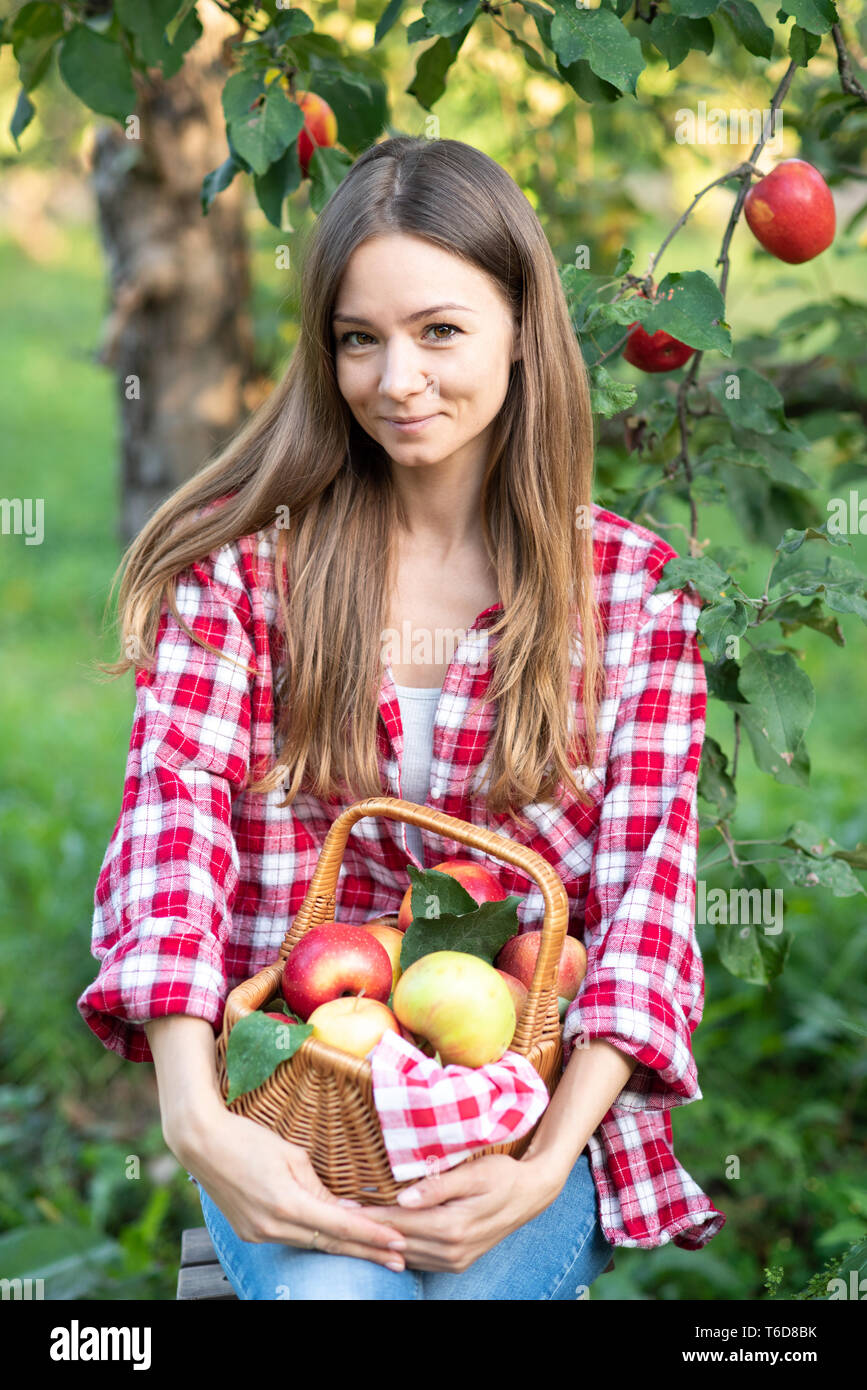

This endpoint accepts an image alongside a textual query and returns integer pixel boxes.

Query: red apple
[281,923,393,1020]
[495,968,529,1032]
[623,289,695,373]
[265,1011,300,1024]
[744,159,835,264]
[307,996,400,1059]
[397,858,508,931]
[393,950,516,1067]
[361,923,405,990]
[294,90,338,178]
[496,930,587,1001]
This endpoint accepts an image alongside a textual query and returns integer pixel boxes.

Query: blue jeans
[195,1150,614,1300]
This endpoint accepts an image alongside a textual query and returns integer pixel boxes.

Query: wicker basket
[215,795,569,1202]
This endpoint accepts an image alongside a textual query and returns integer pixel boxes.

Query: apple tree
[4,0,867,988]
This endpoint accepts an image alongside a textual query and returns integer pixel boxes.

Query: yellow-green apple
[496,929,587,1000]
[397,858,508,931]
[392,950,516,1067]
[361,923,405,990]
[281,923,392,1020]
[307,996,400,1059]
[365,914,403,931]
[495,968,528,1031]
[744,159,835,264]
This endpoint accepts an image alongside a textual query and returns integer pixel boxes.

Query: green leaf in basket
[399,895,523,972]
[558,995,571,1021]
[225,1012,313,1104]
[406,865,481,924]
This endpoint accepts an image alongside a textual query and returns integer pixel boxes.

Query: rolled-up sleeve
[77,544,255,1063]
[561,583,707,1111]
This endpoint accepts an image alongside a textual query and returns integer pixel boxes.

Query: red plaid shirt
[78,503,726,1251]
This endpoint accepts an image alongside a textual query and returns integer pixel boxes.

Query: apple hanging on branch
[622,287,696,374]
[744,158,835,264]
[263,70,338,178]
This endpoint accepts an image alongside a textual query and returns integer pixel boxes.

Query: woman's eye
[338,324,461,346]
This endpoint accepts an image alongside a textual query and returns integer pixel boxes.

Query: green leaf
[201,154,243,215]
[375,0,407,44]
[10,1,65,91]
[406,865,482,923]
[0,1223,122,1300]
[698,736,737,818]
[588,363,637,418]
[421,0,481,37]
[10,87,36,148]
[698,597,751,661]
[254,140,302,227]
[709,366,785,434]
[653,554,732,601]
[640,271,732,354]
[270,7,316,43]
[669,0,722,15]
[57,24,138,123]
[789,22,822,64]
[718,0,775,58]
[714,865,790,984]
[226,75,306,177]
[399,898,523,971]
[115,0,203,79]
[407,26,473,109]
[307,144,354,214]
[777,848,866,897]
[775,0,838,36]
[774,597,845,646]
[557,995,571,1021]
[549,3,645,94]
[644,14,714,68]
[225,1012,313,1104]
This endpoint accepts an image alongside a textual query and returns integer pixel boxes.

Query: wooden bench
[177,1226,614,1299]
[177,1227,239,1300]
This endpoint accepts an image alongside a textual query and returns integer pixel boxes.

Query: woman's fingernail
[387,1239,406,1250]
[398,1188,422,1205]
[386,1258,404,1272]
[338,1198,362,1206]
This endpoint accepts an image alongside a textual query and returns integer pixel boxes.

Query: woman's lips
[384,414,438,432]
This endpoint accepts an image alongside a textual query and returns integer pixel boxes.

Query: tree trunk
[87,1,266,545]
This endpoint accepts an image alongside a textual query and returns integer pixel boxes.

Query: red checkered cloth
[367,1032,551,1181]
[78,500,726,1251]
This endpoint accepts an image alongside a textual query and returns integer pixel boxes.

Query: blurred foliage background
[0,0,866,1300]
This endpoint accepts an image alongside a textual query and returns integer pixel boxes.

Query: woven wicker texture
[215,797,568,1201]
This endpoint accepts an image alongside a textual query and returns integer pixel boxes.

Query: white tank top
[393,681,441,864]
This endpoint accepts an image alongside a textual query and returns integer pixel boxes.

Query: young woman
[79,136,725,1300]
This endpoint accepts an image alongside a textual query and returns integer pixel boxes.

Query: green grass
[1,217,865,1301]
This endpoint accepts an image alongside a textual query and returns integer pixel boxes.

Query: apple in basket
[281,923,393,1020]
[495,969,528,1026]
[361,923,405,990]
[496,929,587,1000]
[397,858,508,930]
[392,950,516,1067]
[307,996,402,1060]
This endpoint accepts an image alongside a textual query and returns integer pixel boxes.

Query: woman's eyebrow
[332,302,477,327]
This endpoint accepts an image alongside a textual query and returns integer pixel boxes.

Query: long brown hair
[100,136,605,826]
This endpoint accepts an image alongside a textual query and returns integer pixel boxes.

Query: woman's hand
[356,1153,563,1273]
[168,1101,411,1271]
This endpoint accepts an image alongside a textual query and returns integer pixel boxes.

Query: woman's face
[332,233,519,472]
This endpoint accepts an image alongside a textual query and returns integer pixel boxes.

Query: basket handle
[274,795,571,1056]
